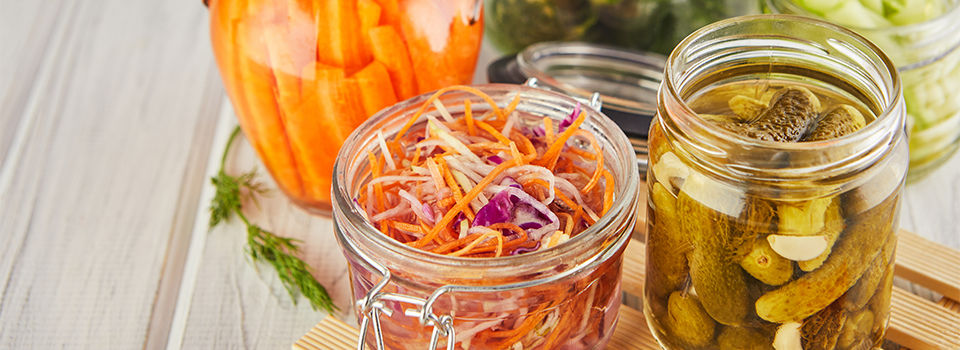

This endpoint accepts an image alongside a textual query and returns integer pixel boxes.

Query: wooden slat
[296,230,960,349]
[895,230,960,301]
[292,305,660,350]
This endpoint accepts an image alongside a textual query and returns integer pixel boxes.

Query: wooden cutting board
[292,229,960,350]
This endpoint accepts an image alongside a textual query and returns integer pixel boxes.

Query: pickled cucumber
[647,182,690,301]
[843,233,896,311]
[804,104,867,141]
[720,87,823,142]
[665,291,717,347]
[678,190,752,326]
[729,95,767,122]
[797,199,845,271]
[837,309,876,349]
[755,194,898,323]
[717,326,773,350]
[740,237,793,286]
[801,300,846,350]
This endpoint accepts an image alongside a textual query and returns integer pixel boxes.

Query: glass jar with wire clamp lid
[331,83,640,349]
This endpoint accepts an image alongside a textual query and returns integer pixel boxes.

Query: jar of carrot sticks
[207,0,484,214]
[331,84,640,349]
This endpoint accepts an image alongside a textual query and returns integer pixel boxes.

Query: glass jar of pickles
[207,0,484,214]
[644,15,907,349]
[766,0,960,182]
[332,84,640,349]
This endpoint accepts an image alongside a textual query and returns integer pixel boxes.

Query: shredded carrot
[464,99,476,136]
[576,130,604,194]
[475,120,512,144]
[602,169,614,215]
[437,157,474,221]
[393,85,505,142]
[414,158,518,248]
[543,117,554,145]
[500,93,522,121]
[368,151,386,212]
[538,111,586,170]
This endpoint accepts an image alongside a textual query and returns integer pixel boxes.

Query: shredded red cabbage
[558,102,581,132]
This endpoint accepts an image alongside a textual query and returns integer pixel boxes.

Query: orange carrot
[538,111,586,170]
[576,130,604,194]
[352,61,398,118]
[414,158,518,248]
[465,99,476,136]
[357,0,381,55]
[371,0,399,25]
[367,25,417,99]
[316,0,368,69]
[475,120,512,144]
[393,85,505,142]
[602,169,614,215]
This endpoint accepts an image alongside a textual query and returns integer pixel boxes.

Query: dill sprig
[209,126,337,314]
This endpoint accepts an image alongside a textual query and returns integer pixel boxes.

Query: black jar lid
[487,42,665,142]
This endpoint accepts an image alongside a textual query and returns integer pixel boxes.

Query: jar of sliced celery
[767,0,960,181]
[332,84,640,349]
[645,15,907,349]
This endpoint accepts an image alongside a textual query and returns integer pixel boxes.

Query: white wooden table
[1,2,958,348]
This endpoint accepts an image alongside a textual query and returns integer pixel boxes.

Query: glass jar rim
[332,84,639,273]
[663,14,903,154]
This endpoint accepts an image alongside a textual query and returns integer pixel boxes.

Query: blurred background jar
[207,0,484,214]
[484,0,759,55]
[646,15,907,349]
[766,0,960,182]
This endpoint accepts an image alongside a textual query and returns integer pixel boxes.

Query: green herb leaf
[209,126,338,314]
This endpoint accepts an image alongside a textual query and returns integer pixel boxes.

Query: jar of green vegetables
[766,0,960,182]
[484,0,759,55]
[645,15,907,349]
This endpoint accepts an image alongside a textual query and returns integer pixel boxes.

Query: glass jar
[484,0,760,55]
[645,15,907,349]
[766,0,960,182]
[332,84,640,349]
[207,0,484,214]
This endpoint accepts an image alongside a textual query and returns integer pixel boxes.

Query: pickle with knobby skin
[740,237,793,286]
[843,233,896,311]
[647,182,690,302]
[664,291,717,347]
[678,191,753,326]
[838,309,876,349]
[719,87,823,142]
[801,299,847,350]
[717,326,773,350]
[804,104,867,141]
[797,198,845,271]
[754,194,899,323]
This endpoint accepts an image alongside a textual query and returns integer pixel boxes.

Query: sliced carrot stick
[398,7,483,92]
[352,60,398,118]
[316,0,368,68]
[367,25,417,99]
[367,151,386,212]
[357,0,381,56]
[372,0,399,25]
[235,21,303,197]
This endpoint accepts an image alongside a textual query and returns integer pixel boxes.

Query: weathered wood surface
[1,3,958,348]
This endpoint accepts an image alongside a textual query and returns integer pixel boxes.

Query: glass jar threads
[332,84,640,349]
[645,15,907,349]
